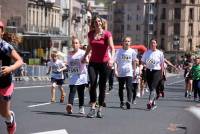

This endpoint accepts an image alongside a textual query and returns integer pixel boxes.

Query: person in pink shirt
[82,15,115,118]
[0,20,23,134]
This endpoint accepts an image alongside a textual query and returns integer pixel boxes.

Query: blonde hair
[90,15,106,30]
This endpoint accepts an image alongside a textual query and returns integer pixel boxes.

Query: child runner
[47,51,66,103]
[66,38,88,114]
[114,36,137,109]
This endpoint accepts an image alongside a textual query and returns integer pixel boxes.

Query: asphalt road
[0,74,199,134]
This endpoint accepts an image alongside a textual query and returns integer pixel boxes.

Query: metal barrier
[13,65,50,82]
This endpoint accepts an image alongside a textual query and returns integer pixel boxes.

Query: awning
[114,44,147,54]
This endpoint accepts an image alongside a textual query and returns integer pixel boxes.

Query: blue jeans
[193,80,200,99]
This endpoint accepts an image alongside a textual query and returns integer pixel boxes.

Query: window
[188,39,192,51]
[160,23,165,35]
[127,24,131,31]
[174,23,180,35]
[189,23,193,36]
[174,8,181,19]
[162,0,167,4]
[160,8,166,19]
[190,0,195,4]
[175,0,181,3]
[137,5,140,11]
[189,8,194,20]
[161,38,165,50]
[136,25,140,31]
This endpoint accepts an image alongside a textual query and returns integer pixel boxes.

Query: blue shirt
[0,39,14,88]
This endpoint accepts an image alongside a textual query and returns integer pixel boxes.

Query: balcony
[62,8,70,20]
[27,25,60,34]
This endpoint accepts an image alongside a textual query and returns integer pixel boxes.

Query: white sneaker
[145,88,149,92]
[136,92,141,98]
[79,106,85,114]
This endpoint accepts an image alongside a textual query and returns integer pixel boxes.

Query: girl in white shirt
[114,36,137,109]
[66,38,88,114]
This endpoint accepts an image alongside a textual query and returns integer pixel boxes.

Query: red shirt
[88,30,112,63]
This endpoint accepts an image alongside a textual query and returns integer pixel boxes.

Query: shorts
[0,83,14,101]
[51,78,64,85]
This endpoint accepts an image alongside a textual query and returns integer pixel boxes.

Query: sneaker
[185,92,188,98]
[102,102,107,107]
[50,98,56,103]
[87,109,96,118]
[66,104,73,114]
[120,102,125,109]
[161,91,165,98]
[151,102,157,110]
[96,111,103,118]
[136,92,141,98]
[6,111,16,134]
[60,94,65,103]
[79,106,85,114]
[126,102,131,109]
[147,102,152,110]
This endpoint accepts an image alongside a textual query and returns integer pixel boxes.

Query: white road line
[28,102,51,108]
[166,79,184,86]
[15,85,51,90]
[31,129,68,134]
[187,106,200,120]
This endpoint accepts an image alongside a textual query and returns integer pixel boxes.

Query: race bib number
[69,67,80,74]
[69,59,81,75]
[146,58,155,68]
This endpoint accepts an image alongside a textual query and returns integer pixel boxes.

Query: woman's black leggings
[146,69,161,101]
[88,62,109,106]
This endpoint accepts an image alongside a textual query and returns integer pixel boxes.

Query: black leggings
[68,84,85,107]
[118,76,133,103]
[88,62,109,106]
[146,69,161,101]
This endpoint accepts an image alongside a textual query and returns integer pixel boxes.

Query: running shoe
[161,91,165,98]
[87,109,96,118]
[96,111,103,118]
[79,106,85,114]
[66,104,73,114]
[6,111,16,134]
[147,102,152,110]
[50,98,56,103]
[126,102,131,109]
[185,92,188,98]
[120,102,125,109]
[60,95,65,103]
[147,102,157,110]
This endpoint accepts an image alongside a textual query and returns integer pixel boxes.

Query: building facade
[0,0,90,64]
[157,0,200,52]
[108,0,200,52]
[108,0,149,45]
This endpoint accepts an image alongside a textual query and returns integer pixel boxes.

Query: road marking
[15,85,51,90]
[166,79,184,86]
[187,106,200,120]
[31,129,68,134]
[28,102,51,108]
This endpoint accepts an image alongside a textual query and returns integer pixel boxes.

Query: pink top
[88,30,112,63]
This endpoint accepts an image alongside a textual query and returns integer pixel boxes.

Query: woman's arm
[2,50,23,76]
